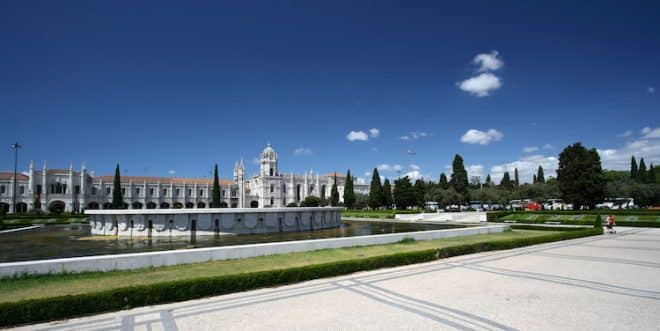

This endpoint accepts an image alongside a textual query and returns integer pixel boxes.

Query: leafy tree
[413,179,426,208]
[330,174,340,206]
[557,142,605,209]
[630,156,638,181]
[368,168,383,209]
[301,195,321,207]
[514,168,520,188]
[382,178,393,209]
[638,158,648,183]
[537,165,545,183]
[393,176,415,210]
[438,173,449,189]
[211,163,221,208]
[353,193,369,210]
[112,164,124,209]
[449,154,468,197]
[343,170,355,209]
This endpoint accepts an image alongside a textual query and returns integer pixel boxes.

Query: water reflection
[0,221,464,263]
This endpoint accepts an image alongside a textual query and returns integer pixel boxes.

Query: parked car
[543,199,565,211]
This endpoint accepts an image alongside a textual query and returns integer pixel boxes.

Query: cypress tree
[330,173,340,206]
[382,178,393,209]
[500,172,512,191]
[439,173,449,189]
[533,174,537,184]
[211,163,221,208]
[111,164,124,209]
[485,174,492,186]
[343,170,355,209]
[514,168,520,188]
[649,164,656,183]
[449,154,468,197]
[638,158,648,183]
[368,168,383,209]
[537,165,545,183]
[413,179,426,209]
[630,156,638,181]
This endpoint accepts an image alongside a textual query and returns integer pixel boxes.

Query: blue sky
[1,1,659,183]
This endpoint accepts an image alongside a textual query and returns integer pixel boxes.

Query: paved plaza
[14,227,660,331]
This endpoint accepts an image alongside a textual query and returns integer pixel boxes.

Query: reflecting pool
[0,220,465,262]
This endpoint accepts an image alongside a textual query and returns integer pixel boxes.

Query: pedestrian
[606,214,616,234]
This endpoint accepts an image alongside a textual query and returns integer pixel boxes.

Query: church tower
[260,143,278,177]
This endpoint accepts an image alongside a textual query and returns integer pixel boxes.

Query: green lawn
[0,229,552,303]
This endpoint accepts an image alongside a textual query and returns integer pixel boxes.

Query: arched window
[270,168,274,176]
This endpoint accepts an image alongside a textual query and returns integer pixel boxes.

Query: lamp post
[10,142,22,214]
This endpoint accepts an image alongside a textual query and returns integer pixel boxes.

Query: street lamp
[10,142,22,214]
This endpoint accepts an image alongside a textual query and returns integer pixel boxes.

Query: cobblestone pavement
[13,227,660,331]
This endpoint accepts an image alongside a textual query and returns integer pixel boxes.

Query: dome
[261,143,278,160]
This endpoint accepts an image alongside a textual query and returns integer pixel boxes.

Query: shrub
[286,202,298,207]
[300,196,321,207]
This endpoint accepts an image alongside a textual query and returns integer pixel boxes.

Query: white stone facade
[0,145,368,213]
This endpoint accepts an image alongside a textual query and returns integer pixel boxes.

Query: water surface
[0,220,464,262]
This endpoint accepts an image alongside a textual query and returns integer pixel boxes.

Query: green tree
[343,170,355,209]
[650,164,657,183]
[514,168,520,188]
[485,174,492,186]
[393,176,415,210]
[301,195,321,207]
[354,193,369,210]
[557,142,606,209]
[382,178,393,209]
[638,158,648,183]
[330,173,340,206]
[211,163,221,208]
[449,154,468,197]
[368,168,383,209]
[500,171,513,191]
[111,164,124,209]
[533,174,537,184]
[438,173,449,189]
[413,179,426,209]
[630,156,639,181]
[537,165,545,183]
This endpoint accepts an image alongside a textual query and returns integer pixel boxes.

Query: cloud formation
[617,130,633,138]
[293,147,312,156]
[490,155,559,184]
[458,50,504,97]
[400,131,430,141]
[473,50,503,72]
[460,129,503,145]
[523,146,539,153]
[649,86,655,94]
[369,128,380,138]
[346,130,368,141]
[598,137,660,170]
[458,73,502,97]
[641,127,660,139]
[377,164,402,172]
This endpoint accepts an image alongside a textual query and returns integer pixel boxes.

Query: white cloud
[473,50,503,72]
[364,171,371,178]
[369,128,380,138]
[400,131,429,141]
[346,130,369,142]
[641,127,660,139]
[598,138,660,170]
[523,146,539,153]
[293,147,312,156]
[467,164,484,179]
[168,170,176,175]
[617,130,633,138]
[403,170,423,181]
[409,164,420,171]
[377,164,402,172]
[542,144,554,150]
[460,128,503,145]
[458,73,502,97]
[490,155,559,184]
[649,86,655,94]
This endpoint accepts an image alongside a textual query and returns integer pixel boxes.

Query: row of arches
[85,201,230,210]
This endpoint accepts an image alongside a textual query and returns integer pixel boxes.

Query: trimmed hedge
[0,227,601,327]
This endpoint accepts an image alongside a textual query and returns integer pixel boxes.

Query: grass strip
[0,227,601,327]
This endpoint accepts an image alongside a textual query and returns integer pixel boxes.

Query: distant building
[0,144,368,213]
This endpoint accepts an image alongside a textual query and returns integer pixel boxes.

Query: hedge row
[0,213,86,221]
[0,226,603,327]
[489,209,660,217]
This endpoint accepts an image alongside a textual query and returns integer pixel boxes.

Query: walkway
[14,227,660,330]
